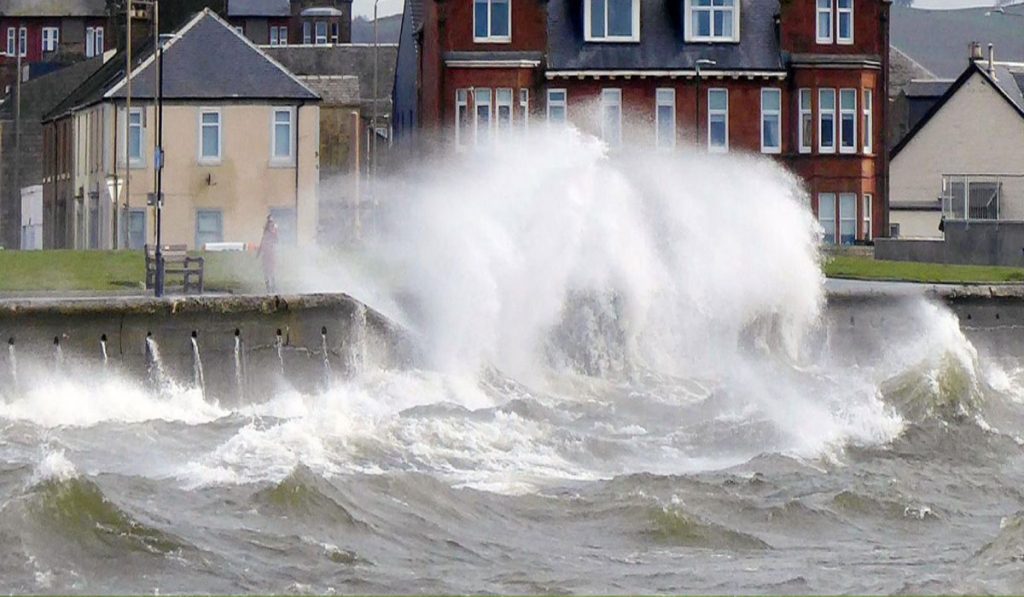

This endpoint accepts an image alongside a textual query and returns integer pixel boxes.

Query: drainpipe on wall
[294,101,302,243]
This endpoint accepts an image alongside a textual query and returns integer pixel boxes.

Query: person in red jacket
[257,215,279,293]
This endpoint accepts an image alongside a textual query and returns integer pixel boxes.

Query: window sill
[473,37,511,44]
[761,147,781,154]
[818,147,836,154]
[815,38,834,45]
[837,38,854,45]
[709,146,728,154]
[685,37,740,44]
[198,158,222,166]
[269,158,296,168]
[585,36,641,43]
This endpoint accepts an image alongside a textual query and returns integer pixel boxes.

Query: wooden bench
[145,244,205,294]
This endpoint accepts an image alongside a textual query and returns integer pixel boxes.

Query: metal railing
[940,174,1024,221]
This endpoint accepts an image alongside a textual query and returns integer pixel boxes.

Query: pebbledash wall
[397,0,890,243]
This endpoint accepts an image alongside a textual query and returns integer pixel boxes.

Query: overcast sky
[351,0,1011,21]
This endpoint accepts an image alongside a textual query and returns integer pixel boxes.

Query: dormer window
[585,0,640,42]
[475,0,511,42]
[685,0,739,43]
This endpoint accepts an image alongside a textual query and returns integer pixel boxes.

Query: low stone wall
[0,294,416,401]
[876,220,1024,267]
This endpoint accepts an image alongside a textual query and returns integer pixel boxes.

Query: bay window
[315,22,328,44]
[862,194,873,241]
[686,0,739,42]
[455,89,470,148]
[475,0,511,41]
[547,89,566,125]
[475,88,492,145]
[862,88,873,154]
[839,88,856,153]
[818,193,836,244]
[760,88,781,154]
[656,88,675,149]
[496,88,514,136]
[839,193,857,244]
[519,89,530,129]
[708,88,728,152]
[586,0,639,42]
[799,88,812,154]
[818,88,835,153]
[601,88,622,147]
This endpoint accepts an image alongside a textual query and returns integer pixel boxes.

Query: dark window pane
[608,0,632,36]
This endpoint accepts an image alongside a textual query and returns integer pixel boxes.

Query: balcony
[940,174,1024,222]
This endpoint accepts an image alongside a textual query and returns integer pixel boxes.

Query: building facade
[42,9,321,250]
[889,49,1024,240]
[397,0,890,243]
[227,0,353,47]
[0,0,111,91]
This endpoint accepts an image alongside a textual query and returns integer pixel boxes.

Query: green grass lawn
[2,251,1024,293]
[0,250,264,293]
[824,255,1024,284]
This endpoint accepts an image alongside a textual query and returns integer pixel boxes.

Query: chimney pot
[988,43,996,77]
[970,41,983,60]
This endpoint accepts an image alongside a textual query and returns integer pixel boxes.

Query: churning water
[3,131,1024,593]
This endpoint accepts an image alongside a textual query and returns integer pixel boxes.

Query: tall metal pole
[125,1,132,249]
[154,0,165,297]
[372,0,379,193]
[13,24,21,249]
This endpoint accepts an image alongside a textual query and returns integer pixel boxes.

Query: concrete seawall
[0,294,416,401]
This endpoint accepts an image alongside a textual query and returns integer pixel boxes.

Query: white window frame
[474,0,512,42]
[18,27,26,57]
[600,88,622,147]
[839,192,857,244]
[331,22,340,43]
[86,26,104,57]
[546,88,567,125]
[270,25,288,45]
[707,87,729,153]
[315,21,328,44]
[862,193,873,241]
[818,88,836,154]
[684,0,740,43]
[816,0,833,44]
[42,27,59,53]
[760,87,781,154]
[655,87,676,149]
[6,28,15,57]
[495,88,514,139]
[303,22,312,44]
[473,88,493,145]
[839,87,857,154]
[198,108,222,164]
[818,192,837,244]
[862,88,873,155]
[271,107,295,164]
[455,88,470,149]
[126,106,145,166]
[798,88,812,154]
[837,0,853,45]
[519,88,530,129]
[584,0,640,42]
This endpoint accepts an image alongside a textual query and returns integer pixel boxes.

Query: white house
[889,44,1024,239]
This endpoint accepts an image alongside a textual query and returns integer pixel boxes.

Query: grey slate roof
[45,10,318,121]
[547,0,783,71]
[227,0,291,17]
[299,75,360,105]
[904,79,954,98]
[0,57,103,120]
[891,3,1024,79]
[0,0,106,17]
[264,44,397,103]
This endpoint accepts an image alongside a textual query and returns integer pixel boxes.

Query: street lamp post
[694,58,716,148]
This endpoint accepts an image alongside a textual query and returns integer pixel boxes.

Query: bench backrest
[145,244,189,259]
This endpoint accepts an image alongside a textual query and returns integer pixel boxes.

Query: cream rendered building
[44,9,321,250]
[889,54,1024,239]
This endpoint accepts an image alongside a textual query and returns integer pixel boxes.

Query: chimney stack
[970,41,983,60]
[988,43,996,77]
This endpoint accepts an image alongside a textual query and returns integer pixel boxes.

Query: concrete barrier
[0,293,416,401]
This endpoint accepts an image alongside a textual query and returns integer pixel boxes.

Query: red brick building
[0,0,111,92]
[226,0,353,46]
[394,0,890,242]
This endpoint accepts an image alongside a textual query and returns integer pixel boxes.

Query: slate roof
[891,3,1024,79]
[264,44,397,103]
[227,0,291,17]
[547,0,783,71]
[0,57,103,120]
[0,0,106,17]
[892,59,1024,159]
[46,9,318,120]
[904,79,954,98]
[299,75,360,105]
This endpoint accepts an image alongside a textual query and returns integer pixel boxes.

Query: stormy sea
[2,132,1024,594]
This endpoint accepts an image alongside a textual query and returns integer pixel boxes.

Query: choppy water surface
[4,133,1024,594]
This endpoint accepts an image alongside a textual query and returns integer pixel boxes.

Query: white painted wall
[890,68,1024,238]
[20,185,42,250]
